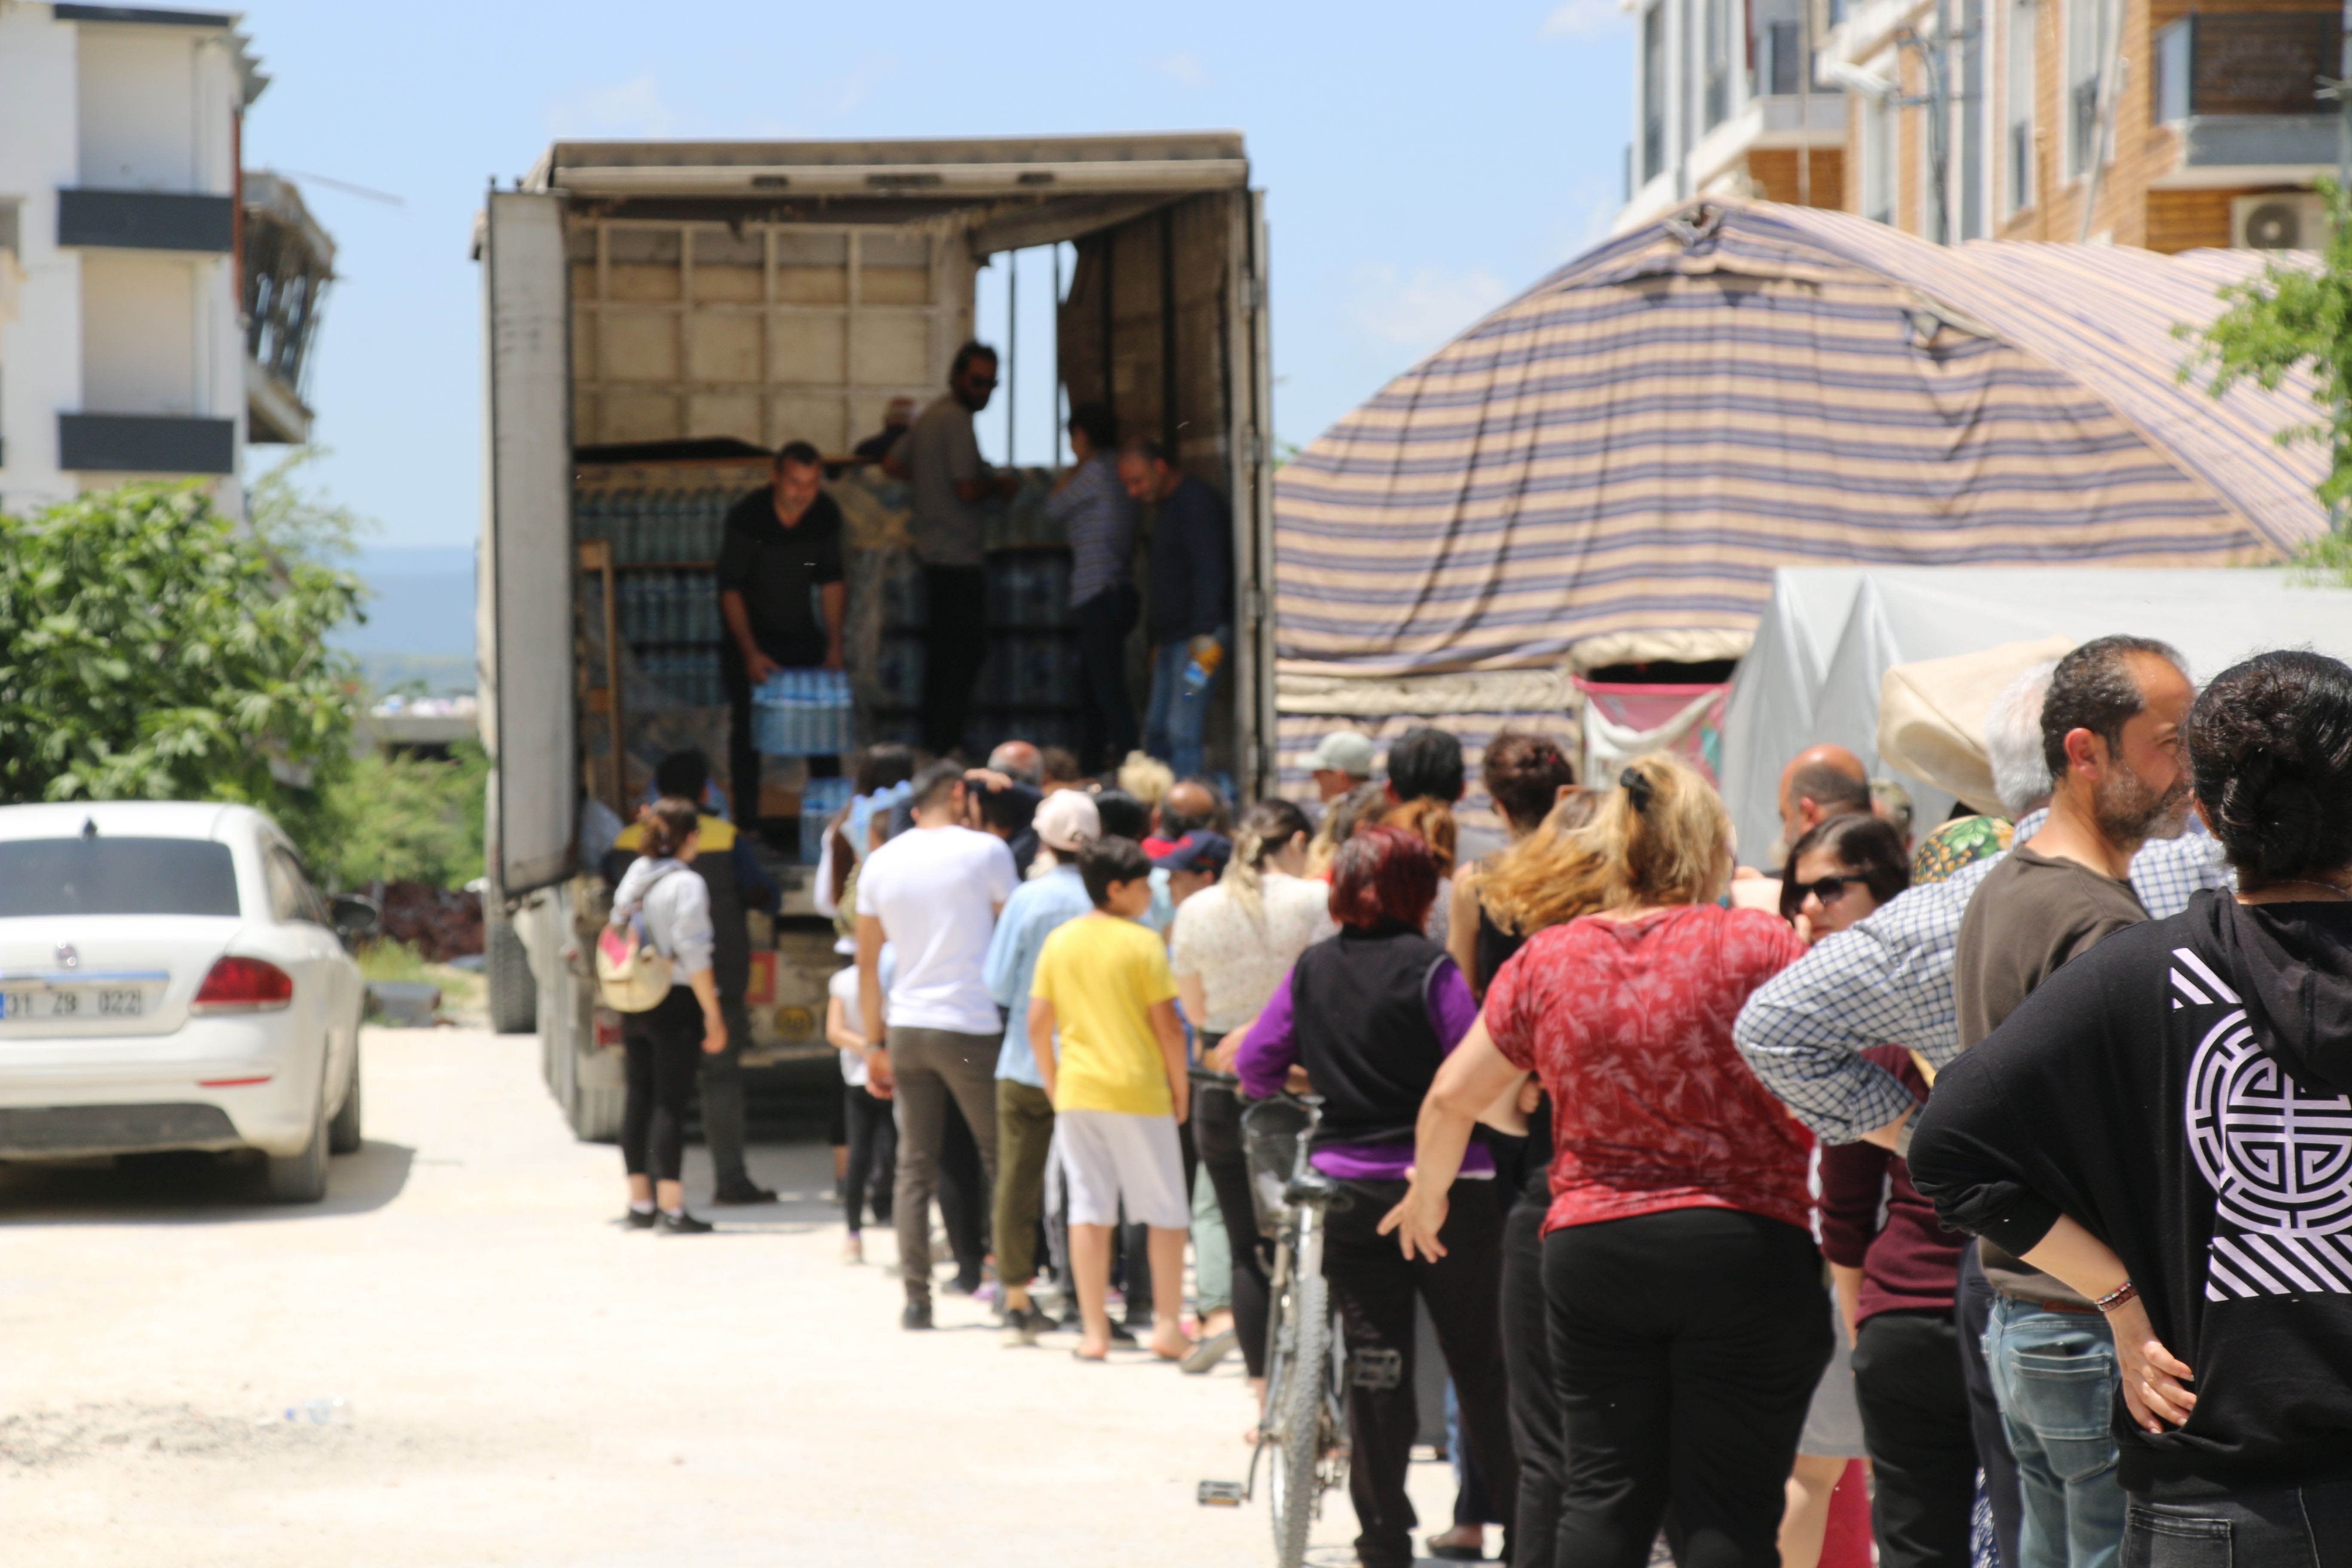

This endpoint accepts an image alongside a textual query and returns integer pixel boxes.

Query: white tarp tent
[1721,566,2352,866]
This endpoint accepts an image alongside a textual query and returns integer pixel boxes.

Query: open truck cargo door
[479,189,577,898]
[1234,189,1276,797]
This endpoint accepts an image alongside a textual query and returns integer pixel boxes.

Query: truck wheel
[264,1091,330,1204]
[327,1038,363,1155]
[487,913,536,1034]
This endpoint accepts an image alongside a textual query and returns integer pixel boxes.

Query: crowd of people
[595,631,2352,1568]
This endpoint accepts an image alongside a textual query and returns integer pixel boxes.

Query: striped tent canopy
[1274,200,2327,687]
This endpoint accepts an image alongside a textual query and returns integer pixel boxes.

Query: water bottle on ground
[284,1397,350,1425]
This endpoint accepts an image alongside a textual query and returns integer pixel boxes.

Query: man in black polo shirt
[718,441,846,825]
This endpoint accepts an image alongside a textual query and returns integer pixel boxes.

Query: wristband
[2094,1280,2138,1314]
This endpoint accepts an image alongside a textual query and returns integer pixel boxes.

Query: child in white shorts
[1029,836,1192,1362]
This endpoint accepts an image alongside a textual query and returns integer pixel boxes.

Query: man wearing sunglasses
[890,342,1020,755]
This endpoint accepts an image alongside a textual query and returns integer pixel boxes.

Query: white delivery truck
[473,134,1275,1137]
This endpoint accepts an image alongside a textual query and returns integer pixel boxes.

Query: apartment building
[1824,0,2340,248]
[0,3,331,514]
[1618,0,1853,229]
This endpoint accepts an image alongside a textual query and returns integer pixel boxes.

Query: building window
[1703,0,1735,129]
[2066,0,2110,178]
[1643,3,1668,180]
[2007,0,2037,210]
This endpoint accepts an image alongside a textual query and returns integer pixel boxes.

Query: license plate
[0,982,159,1023]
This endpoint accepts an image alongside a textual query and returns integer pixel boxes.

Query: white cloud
[546,75,676,138]
[1159,52,1209,88]
[1346,264,1516,354]
[1543,0,1627,36]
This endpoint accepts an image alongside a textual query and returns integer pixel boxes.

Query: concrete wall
[0,8,82,511]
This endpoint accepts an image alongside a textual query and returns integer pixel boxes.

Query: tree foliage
[2181,180,2352,585]
[313,740,489,891]
[246,444,374,565]
[0,484,364,810]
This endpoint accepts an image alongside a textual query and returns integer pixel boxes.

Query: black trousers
[1853,1309,1978,1568]
[698,996,753,1189]
[1325,1176,1519,1568]
[1502,1167,1561,1568]
[1957,1246,2024,1568]
[1546,1207,1832,1568]
[619,987,703,1182]
[1072,585,1139,773]
[921,564,988,757]
[2125,1481,2352,1566]
[1194,1078,1272,1377]
[842,1083,896,1233]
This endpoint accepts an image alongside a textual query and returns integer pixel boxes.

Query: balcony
[56,188,235,253]
[241,172,335,444]
[2153,12,2345,183]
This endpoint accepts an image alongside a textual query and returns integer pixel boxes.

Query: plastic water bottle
[284,1397,350,1425]
[1182,651,1213,697]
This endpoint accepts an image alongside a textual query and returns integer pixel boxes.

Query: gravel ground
[0,1026,1463,1566]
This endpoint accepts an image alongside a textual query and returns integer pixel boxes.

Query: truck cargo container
[473,135,1273,1138]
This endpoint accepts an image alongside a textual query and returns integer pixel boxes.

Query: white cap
[1308,731,1377,778]
[1035,790,1102,853]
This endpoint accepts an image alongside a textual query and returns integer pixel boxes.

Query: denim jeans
[1985,1297,2126,1568]
[2123,1482,2352,1568]
[1142,630,1222,780]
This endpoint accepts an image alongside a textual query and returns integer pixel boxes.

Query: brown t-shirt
[1953,843,2148,1303]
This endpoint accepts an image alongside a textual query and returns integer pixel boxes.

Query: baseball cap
[1308,731,1377,778]
[1034,790,1102,854]
[1152,830,1233,875]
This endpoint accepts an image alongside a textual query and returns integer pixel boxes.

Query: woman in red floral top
[1381,753,1828,1568]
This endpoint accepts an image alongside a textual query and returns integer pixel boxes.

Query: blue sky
[239,0,1633,550]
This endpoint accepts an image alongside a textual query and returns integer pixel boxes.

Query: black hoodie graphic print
[1911,889,2352,1498]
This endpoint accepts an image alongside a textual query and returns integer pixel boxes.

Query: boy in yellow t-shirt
[1028,836,1192,1363]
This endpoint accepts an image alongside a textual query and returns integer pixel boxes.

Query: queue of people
[594,629,2352,1568]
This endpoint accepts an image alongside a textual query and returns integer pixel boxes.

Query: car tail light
[593,1007,623,1049]
[193,956,294,1012]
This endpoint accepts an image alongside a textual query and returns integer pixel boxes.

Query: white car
[0,801,372,1202]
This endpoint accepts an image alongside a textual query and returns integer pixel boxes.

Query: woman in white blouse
[607,797,729,1234]
[1171,798,1332,1389]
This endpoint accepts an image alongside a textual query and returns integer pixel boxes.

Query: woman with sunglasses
[1780,812,1913,941]
[1772,812,1913,1568]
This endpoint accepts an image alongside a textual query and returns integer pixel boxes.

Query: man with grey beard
[1950,633,2196,1568]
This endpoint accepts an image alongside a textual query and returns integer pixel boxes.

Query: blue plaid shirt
[1045,453,1139,609]
[1733,811,2233,1143]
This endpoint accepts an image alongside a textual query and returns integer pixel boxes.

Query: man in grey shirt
[890,342,1017,755]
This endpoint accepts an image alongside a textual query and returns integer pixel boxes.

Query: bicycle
[1196,1086,1349,1568]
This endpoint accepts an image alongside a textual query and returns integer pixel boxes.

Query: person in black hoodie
[1911,649,2352,1562]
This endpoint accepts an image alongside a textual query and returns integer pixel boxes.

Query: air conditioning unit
[2232,192,2332,251]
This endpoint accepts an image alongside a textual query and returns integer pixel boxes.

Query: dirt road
[0,1027,1458,1565]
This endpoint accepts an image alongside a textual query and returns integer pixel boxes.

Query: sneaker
[709,1180,777,1206]
[902,1299,935,1332]
[1180,1329,1237,1375]
[1000,1303,1051,1347]
[1107,1320,1139,1347]
[623,1207,657,1230]
[944,1272,983,1297]
[842,1233,864,1264]
[655,1210,714,1234]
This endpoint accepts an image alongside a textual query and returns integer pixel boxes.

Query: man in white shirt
[857,759,1019,1329]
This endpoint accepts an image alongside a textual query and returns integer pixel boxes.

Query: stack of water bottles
[797,776,855,865]
[750,667,852,756]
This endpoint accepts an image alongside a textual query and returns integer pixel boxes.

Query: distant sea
[335,545,475,695]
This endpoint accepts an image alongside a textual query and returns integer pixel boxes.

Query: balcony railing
[2154,12,2340,122]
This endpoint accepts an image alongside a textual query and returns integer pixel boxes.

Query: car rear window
[0,838,241,917]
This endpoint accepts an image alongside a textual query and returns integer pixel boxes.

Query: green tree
[314,741,490,891]
[2181,181,2352,585]
[0,483,364,810]
[245,444,375,566]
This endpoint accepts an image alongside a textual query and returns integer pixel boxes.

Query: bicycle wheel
[1268,1248,1331,1566]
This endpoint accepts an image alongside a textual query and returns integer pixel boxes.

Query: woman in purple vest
[1235,825,1517,1568]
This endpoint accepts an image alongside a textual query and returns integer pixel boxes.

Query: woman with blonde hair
[1448,731,1584,995]
[1385,753,1828,1568]
[1170,796,1331,1383]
